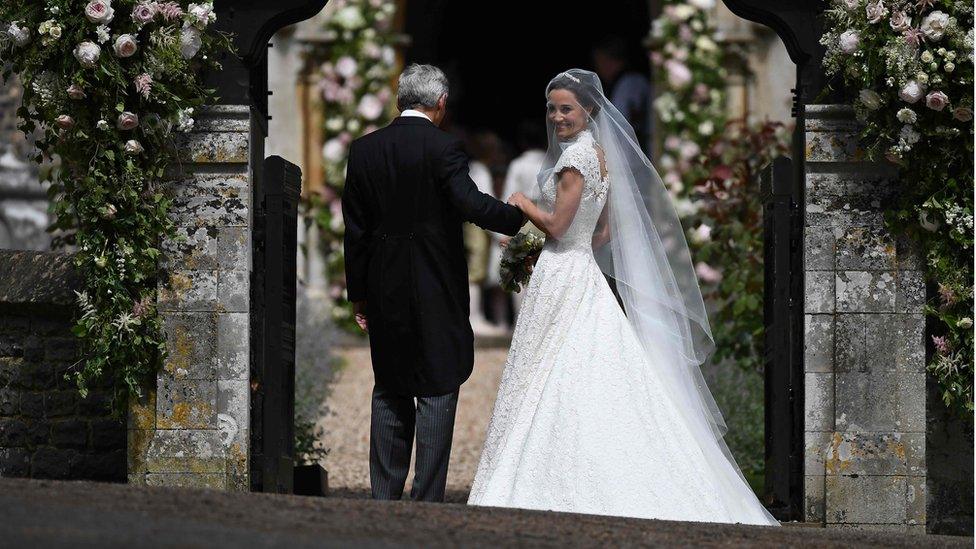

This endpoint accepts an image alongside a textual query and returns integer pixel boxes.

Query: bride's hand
[507,192,528,209]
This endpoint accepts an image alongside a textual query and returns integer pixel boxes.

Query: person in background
[494,120,547,319]
[592,36,651,154]
[465,136,508,337]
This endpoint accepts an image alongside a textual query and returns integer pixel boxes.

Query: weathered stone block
[217,226,249,271]
[825,475,907,524]
[805,474,826,523]
[0,417,27,446]
[907,476,926,526]
[145,429,225,461]
[895,271,925,313]
[805,229,836,271]
[158,270,218,312]
[127,390,156,431]
[805,373,834,431]
[50,419,89,449]
[864,314,925,372]
[161,312,217,380]
[806,131,863,162]
[30,447,77,479]
[834,314,866,373]
[161,225,220,271]
[176,131,248,164]
[71,449,124,481]
[894,236,923,271]
[156,376,217,430]
[217,270,249,313]
[19,391,45,418]
[835,271,895,313]
[44,390,78,417]
[804,314,833,373]
[217,313,249,380]
[824,432,908,476]
[0,387,19,415]
[145,472,227,489]
[166,175,248,229]
[835,371,925,433]
[835,226,896,271]
[0,447,30,476]
[217,379,248,449]
[805,271,834,314]
[805,431,832,475]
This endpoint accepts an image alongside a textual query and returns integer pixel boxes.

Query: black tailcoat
[342,116,525,396]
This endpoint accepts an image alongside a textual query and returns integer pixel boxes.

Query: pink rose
[664,59,692,88]
[66,84,87,100]
[131,2,156,24]
[925,90,948,111]
[952,106,973,122]
[888,11,910,32]
[356,94,384,121]
[865,0,887,24]
[55,115,75,130]
[85,0,115,24]
[114,34,138,58]
[695,262,722,283]
[117,111,140,130]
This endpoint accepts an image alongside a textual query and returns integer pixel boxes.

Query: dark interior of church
[403,0,651,146]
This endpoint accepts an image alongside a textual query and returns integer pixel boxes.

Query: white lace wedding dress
[467,129,776,525]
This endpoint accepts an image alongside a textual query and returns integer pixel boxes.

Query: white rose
[691,224,712,243]
[889,11,910,32]
[66,84,87,100]
[843,0,860,10]
[698,120,714,136]
[898,80,924,103]
[920,11,950,41]
[7,22,30,46]
[114,34,138,57]
[85,0,115,24]
[356,94,384,121]
[858,89,882,110]
[73,41,102,68]
[957,317,973,329]
[921,50,934,63]
[839,30,860,53]
[117,111,139,130]
[187,3,216,29]
[865,0,887,24]
[323,138,345,162]
[952,106,973,122]
[47,23,62,39]
[179,26,203,59]
[944,62,955,72]
[124,139,144,154]
[896,107,917,123]
[96,120,110,131]
[925,90,949,111]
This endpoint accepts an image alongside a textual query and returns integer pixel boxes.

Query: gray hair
[396,64,449,111]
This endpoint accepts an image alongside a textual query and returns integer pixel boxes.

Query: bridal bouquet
[499,231,545,293]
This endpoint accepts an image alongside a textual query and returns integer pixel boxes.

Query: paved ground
[317,346,509,501]
[0,477,969,548]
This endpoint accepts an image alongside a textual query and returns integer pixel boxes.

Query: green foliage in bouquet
[0,0,231,417]
[499,231,546,294]
[305,0,398,333]
[821,0,974,416]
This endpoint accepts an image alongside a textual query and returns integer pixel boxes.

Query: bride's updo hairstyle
[546,73,601,118]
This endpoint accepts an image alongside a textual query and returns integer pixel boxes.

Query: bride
[467,69,778,526]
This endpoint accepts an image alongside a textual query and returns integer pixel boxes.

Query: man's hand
[353,301,368,333]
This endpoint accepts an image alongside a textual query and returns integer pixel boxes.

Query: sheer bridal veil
[539,69,777,524]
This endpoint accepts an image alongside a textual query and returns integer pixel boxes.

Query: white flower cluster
[943,203,974,237]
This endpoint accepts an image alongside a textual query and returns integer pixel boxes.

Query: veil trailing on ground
[538,69,776,523]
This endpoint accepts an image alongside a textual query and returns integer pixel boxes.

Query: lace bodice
[539,130,609,250]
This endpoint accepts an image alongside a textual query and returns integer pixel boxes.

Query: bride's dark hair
[546,73,601,118]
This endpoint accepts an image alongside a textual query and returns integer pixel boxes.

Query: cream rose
[124,139,144,154]
[925,90,949,111]
[896,107,917,123]
[920,11,950,41]
[898,80,924,103]
[85,0,115,24]
[117,111,140,130]
[839,30,860,53]
[952,106,973,122]
[114,34,138,58]
[73,41,102,68]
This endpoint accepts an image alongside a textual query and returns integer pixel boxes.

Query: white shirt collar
[400,109,432,122]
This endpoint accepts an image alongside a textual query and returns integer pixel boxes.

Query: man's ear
[438,94,448,112]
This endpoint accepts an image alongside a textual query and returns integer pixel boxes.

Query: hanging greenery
[305,0,398,333]
[0,0,231,417]
[820,0,974,416]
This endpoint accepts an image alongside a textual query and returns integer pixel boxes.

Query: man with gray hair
[342,63,525,502]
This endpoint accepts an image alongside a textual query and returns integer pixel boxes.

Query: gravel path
[317,346,509,501]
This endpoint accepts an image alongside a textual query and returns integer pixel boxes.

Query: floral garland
[821,0,974,416]
[305,0,397,332]
[1,0,229,417]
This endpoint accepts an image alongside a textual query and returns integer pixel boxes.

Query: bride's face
[547,89,589,141]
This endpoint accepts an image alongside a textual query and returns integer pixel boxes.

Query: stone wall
[802,104,928,531]
[127,105,251,490]
[0,251,125,480]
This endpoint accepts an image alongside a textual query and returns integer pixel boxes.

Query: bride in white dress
[467,69,778,526]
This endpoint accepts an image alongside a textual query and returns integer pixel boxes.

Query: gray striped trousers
[369,384,459,502]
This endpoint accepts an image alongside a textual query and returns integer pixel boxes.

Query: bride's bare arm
[509,169,584,240]
[592,201,611,249]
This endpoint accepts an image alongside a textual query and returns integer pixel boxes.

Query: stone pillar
[128,105,251,490]
[802,104,927,531]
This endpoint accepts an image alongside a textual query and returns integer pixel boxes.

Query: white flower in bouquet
[124,139,144,154]
[898,80,925,103]
[865,0,887,24]
[952,106,973,122]
[95,25,110,43]
[335,56,358,79]
[858,89,883,110]
[899,124,921,145]
[839,30,860,53]
[924,90,948,111]
[73,41,102,68]
[85,0,115,24]
[180,25,203,59]
[55,115,75,130]
[131,3,157,25]
[896,107,917,123]
[689,0,715,8]
[357,94,384,121]
[323,138,346,162]
[187,3,216,30]
[679,140,700,160]
[957,317,973,329]
[7,22,30,46]
[39,19,62,40]
[334,6,366,30]
[363,41,382,59]
[664,59,693,88]
[920,11,949,41]
[889,11,910,32]
[134,73,153,98]
[117,112,140,130]
[96,119,110,130]
[916,71,929,84]
[114,34,138,57]
[669,5,696,20]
